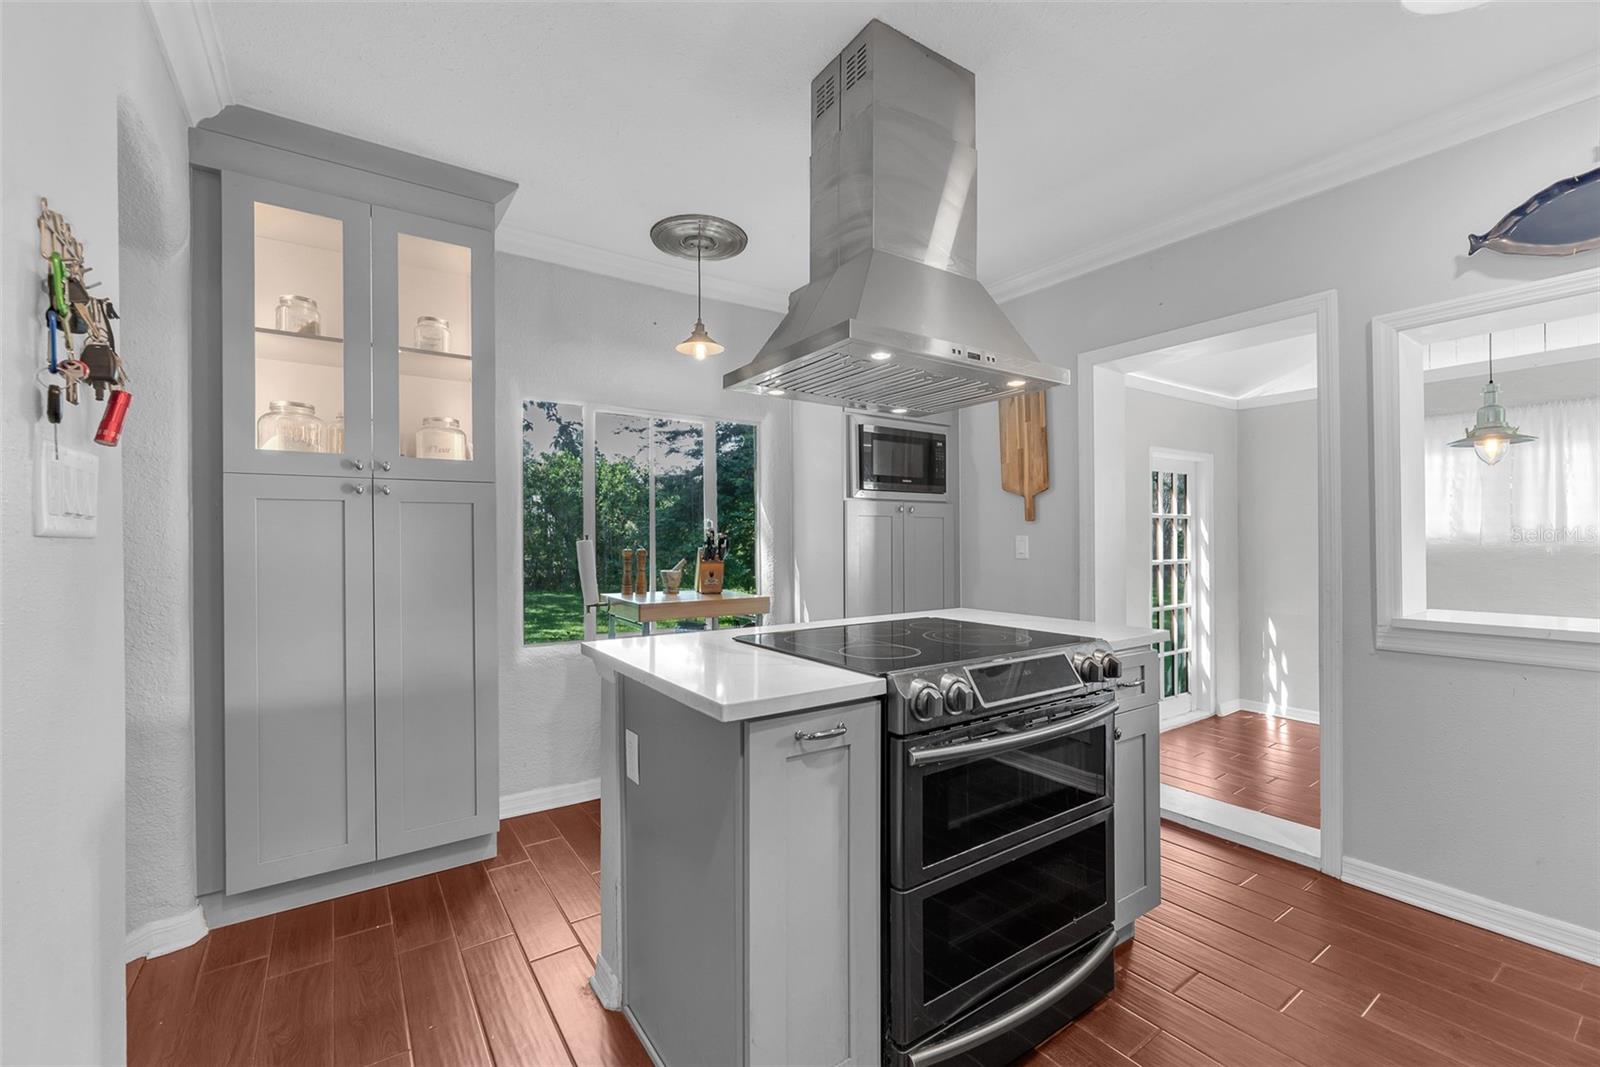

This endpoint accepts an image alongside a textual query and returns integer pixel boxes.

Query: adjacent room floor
[1161,710,1322,828]
[127,804,1599,1067]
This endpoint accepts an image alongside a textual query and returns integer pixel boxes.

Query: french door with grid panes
[1150,459,1196,714]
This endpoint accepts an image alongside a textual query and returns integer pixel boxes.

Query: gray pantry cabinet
[193,107,514,899]
[844,498,957,616]
[620,680,881,1067]
[1112,647,1161,932]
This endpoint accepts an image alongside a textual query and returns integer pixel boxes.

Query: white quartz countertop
[580,608,1162,723]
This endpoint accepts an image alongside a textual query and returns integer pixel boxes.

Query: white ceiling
[1120,314,1319,405]
[157,1,1600,310]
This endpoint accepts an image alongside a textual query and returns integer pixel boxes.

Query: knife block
[695,550,725,594]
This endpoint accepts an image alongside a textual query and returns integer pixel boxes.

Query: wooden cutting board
[999,392,1049,521]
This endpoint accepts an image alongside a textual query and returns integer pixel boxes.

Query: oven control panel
[888,642,1119,736]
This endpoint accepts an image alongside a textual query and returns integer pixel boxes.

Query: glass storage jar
[256,400,325,452]
[414,316,451,352]
[328,412,345,454]
[274,294,321,335]
[415,415,468,460]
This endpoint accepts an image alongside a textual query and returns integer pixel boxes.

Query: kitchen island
[580,608,1161,1067]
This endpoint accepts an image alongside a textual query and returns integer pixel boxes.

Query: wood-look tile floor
[126,799,651,1067]
[1023,821,1600,1067]
[130,802,1600,1067]
[1162,711,1322,827]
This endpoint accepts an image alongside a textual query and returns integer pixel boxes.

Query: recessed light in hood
[725,20,1068,416]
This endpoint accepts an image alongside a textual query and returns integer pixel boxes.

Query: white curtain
[1424,397,1599,544]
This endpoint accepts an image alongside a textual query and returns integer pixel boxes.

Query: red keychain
[94,387,131,446]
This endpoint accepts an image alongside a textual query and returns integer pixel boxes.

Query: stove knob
[940,674,976,716]
[908,679,942,722]
[1094,650,1122,680]
[1073,652,1103,683]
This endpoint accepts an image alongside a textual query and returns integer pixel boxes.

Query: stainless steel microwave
[853,421,948,498]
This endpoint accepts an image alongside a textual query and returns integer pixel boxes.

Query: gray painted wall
[493,254,790,804]
[960,100,1600,929]
[1237,400,1320,715]
[2,3,187,1060]
[121,45,201,939]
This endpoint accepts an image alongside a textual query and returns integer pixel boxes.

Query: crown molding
[145,0,234,124]
[989,54,1600,304]
[497,224,790,313]
[1124,372,1315,410]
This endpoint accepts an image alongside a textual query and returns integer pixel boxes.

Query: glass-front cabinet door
[372,208,494,482]
[221,173,373,476]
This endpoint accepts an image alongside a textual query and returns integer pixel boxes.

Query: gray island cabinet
[582,608,1163,1067]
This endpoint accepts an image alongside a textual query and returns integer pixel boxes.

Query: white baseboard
[500,778,601,819]
[1159,706,1215,732]
[126,904,208,963]
[591,953,622,1011]
[1342,857,1600,965]
[1225,699,1320,725]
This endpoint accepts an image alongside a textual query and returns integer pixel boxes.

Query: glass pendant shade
[1447,380,1535,466]
[676,319,724,361]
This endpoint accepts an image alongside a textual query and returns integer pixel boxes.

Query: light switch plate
[34,428,99,538]
[625,729,640,785]
[1014,535,1030,559]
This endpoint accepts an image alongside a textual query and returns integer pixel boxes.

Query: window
[1372,271,1600,671]
[522,402,585,642]
[522,401,759,643]
[1150,462,1194,711]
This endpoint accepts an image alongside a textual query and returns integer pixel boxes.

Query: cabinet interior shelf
[255,327,471,381]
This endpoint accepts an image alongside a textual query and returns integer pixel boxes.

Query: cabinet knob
[897,505,905,512]
[909,506,916,513]
[379,484,392,495]
[377,460,392,472]
[349,459,365,471]
[1115,728,1123,741]
[349,483,366,495]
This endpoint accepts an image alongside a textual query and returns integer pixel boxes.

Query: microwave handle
[906,702,1116,768]
[906,926,1119,1067]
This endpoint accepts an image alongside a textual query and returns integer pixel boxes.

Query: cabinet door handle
[795,722,847,743]
[349,483,366,495]
[379,484,392,495]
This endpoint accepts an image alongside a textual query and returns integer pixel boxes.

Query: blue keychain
[45,307,60,373]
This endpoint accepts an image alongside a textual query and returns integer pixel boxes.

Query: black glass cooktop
[734,617,1092,676]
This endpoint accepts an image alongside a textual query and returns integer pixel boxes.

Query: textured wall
[120,71,197,937]
[0,3,185,1060]
[961,101,1600,929]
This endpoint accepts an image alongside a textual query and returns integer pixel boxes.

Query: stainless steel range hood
[725,20,1068,417]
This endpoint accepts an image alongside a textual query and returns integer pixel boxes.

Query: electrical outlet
[34,428,98,538]
[1014,535,1030,559]
[625,729,640,785]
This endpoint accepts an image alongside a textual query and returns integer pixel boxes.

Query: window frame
[1371,269,1600,672]
[520,399,761,644]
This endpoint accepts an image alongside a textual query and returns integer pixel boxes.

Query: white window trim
[578,402,762,640]
[1371,268,1600,672]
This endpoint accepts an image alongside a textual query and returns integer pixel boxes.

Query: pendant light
[650,214,748,361]
[1447,334,1536,465]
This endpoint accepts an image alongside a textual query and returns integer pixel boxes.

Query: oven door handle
[906,926,1120,1067]
[906,702,1116,768]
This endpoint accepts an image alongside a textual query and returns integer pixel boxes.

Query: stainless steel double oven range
[736,617,1126,1066]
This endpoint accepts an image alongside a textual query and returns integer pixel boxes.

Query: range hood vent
[725,20,1067,416]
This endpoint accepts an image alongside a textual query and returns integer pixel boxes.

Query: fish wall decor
[1468,166,1600,257]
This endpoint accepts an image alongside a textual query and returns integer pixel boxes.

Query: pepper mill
[621,549,634,595]
[635,548,649,592]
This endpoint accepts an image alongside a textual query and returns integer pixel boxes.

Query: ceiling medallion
[650,214,748,361]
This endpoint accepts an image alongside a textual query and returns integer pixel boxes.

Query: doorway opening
[1078,293,1342,871]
